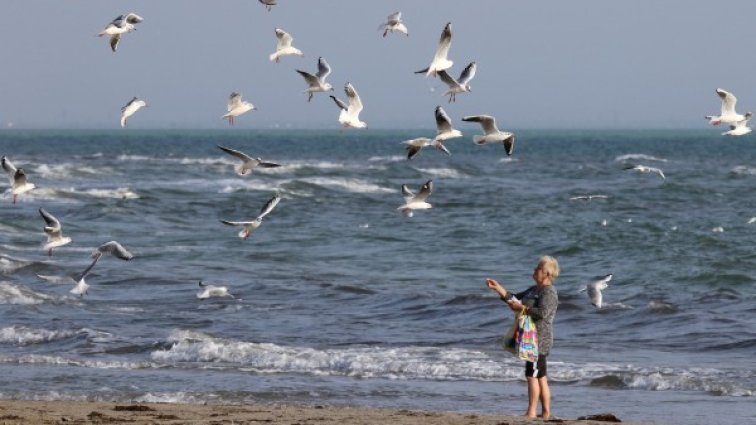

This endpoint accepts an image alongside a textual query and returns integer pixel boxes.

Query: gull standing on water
[97,13,143,52]
[330,83,367,129]
[579,274,613,308]
[434,106,462,141]
[723,112,752,136]
[462,115,516,156]
[415,22,453,77]
[437,62,476,103]
[223,92,255,125]
[706,88,747,126]
[624,164,665,180]
[270,28,303,62]
[380,12,408,37]
[296,57,333,102]
[2,156,35,204]
[197,281,235,299]
[403,138,450,160]
[221,193,282,240]
[259,0,276,11]
[217,145,281,175]
[120,97,147,127]
[39,208,72,256]
[398,180,433,217]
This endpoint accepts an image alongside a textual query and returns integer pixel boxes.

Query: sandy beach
[0,400,659,425]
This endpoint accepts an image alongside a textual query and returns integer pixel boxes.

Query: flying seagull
[462,115,516,156]
[221,193,282,240]
[579,274,613,308]
[2,156,35,204]
[217,145,281,175]
[120,97,147,127]
[415,22,453,77]
[437,62,476,102]
[259,0,276,11]
[270,28,303,62]
[380,11,408,37]
[723,112,753,137]
[624,164,665,180]
[222,92,255,125]
[398,180,433,217]
[403,138,450,160]
[97,13,143,52]
[296,57,333,102]
[91,240,134,261]
[706,88,747,126]
[330,82,367,128]
[69,256,101,297]
[39,208,72,256]
[197,281,235,299]
[434,106,462,141]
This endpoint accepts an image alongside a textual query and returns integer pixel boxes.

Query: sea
[0,129,753,425]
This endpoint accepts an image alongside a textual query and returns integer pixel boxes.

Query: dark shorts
[525,354,547,378]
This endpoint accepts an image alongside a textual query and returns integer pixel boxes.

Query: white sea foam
[415,168,467,179]
[0,326,82,345]
[72,187,139,199]
[0,354,152,370]
[0,282,57,305]
[731,165,756,175]
[368,155,405,163]
[135,392,204,404]
[299,177,396,194]
[36,164,109,179]
[117,154,153,161]
[0,255,33,274]
[615,154,668,163]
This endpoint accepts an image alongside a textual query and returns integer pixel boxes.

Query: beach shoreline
[0,399,659,425]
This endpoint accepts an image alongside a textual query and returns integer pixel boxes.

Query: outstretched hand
[486,278,507,298]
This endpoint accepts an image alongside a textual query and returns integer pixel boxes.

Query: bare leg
[538,376,551,419]
[525,377,539,418]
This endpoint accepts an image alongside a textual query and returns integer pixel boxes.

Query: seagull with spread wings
[706,88,747,126]
[380,11,408,37]
[2,156,35,204]
[398,180,433,217]
[97,13,143,52]
[221,194,282,240]
[434,106,462,141]
[270,28,303,62]
[120,97,147,127]
[39,208,72,256]
[222,92,255,126]
[296,57,333,102]
[579,274,613,309]
[330,83,367,129]
[217,145,281,176]
[437,62,476,103]
[462,115,515,156]
[624,164,665,180]
[415,22,453,77]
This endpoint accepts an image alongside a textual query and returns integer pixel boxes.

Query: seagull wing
[316,57,332,81]
[220,220,254,227]
[435,106,454,133]
[717,88,738,116]
[39,208,62,234]
[121,97,137,112]
[110,34,121,52]
[414,180,433,202]
[433,23,452,64]
[330,95,348,111]
[462,115,498,134]
[586,282,603,308]
[228,92,242,111]
[72,256,100,283]
[275,28,294,49]
[297,70,320,87]
[344,83,363,115]
[436,70,458,88]
[217,145,253,163]
[124,13,143,24]
[387,11,402,25]
[401,185,415,203]
[1,156,17,182]
[257,194,282,220]
[458,62,477,85]
[94,241,134,260]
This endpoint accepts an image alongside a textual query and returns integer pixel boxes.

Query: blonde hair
[537,256,560,280]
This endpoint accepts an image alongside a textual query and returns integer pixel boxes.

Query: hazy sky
[2,1,756,129]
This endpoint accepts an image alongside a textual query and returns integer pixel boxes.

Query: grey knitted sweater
[505,285,558,356]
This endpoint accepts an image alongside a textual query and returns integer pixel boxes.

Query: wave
[297,177,395,194]
[731,165,756,176]
[0,282,59,305]
[35,164,112,179]
[0,354,153,370]
[414,168,468,179]
[614,154,668,163]
[0,326,86,345]
[368,155,405,163]
[0,255,35,274]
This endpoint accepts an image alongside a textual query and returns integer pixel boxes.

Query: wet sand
[0,400,658,424]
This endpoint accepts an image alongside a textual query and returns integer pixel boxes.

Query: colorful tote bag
[516,313,539,362]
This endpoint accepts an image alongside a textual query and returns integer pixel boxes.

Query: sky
[2,0,756,129]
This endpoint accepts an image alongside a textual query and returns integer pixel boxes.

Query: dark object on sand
[577,413,622,422]
[113,405,156,412]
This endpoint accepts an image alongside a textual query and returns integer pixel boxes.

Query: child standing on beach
[486,256,560,420]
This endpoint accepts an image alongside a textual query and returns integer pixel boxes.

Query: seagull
[330,83,367,129]
[437,62,476,103]
[270,28,303,63]
[462,115,515,155]
[296,57,333,102]
[706,88,747,126]
[197,281,235,299]
[259,0,276,11]
[120,97,147,127]
[2,156,35,204]
[217,145,281,175]
[434,106,462,141]
[222,92,256,125]
[397,180,433,217]
[221,193,281,240]
[70,256,100,297]
[380,11,408,37]
[579,274,613,308]
[748,217,756,224]
[415,22,453,77]
[39,208,72,256]
[569,194,609,201]
[91,240,134,261]
[97,13,143,52]
[403,138,450,160]
[624,164,665,180]
[723,112,752,136]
